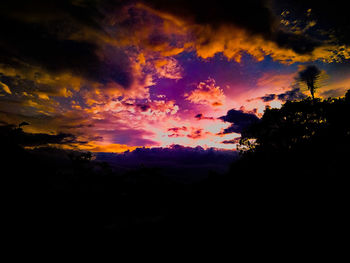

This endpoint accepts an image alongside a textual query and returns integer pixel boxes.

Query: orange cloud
[0,81,11,94]
[76,142,138,153]
[121,4,350,64]
[0,64,84,98]
[191,24,350,64]
[318,75,350,98]
[257,72,297,91]
[153,57,183,80]
[185,78,225,107]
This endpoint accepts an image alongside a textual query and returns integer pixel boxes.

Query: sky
[1,0,350,152]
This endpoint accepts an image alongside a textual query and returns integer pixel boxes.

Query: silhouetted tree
[236,90,350,178]
[345,89,350,103]
[298,65,321,100]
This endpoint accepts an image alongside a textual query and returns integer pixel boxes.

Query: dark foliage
[239,94,350,160]
[220,93,350,247]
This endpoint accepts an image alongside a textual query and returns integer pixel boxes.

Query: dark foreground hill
[1,91,349,248]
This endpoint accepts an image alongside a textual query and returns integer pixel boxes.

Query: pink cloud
[185,78,225,107]
[167,126,188,137]
[187,128,208,139]
[194,113,215,120]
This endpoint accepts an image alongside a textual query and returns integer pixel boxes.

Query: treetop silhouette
[297,65,321,100]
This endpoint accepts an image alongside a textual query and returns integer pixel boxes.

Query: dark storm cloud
[260,94,277,102]
[277,88,307,101]
[219,109,260,134]
[143,0,321,55]
[274,30,322,54]
[0,124,83,146]
[144,0,274,36]
[0,0,342,80]
[275,0,350,47]
[0,0,133,87]
[257,88,307,103]
[0,73,63,97]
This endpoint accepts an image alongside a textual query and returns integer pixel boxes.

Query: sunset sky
[1,0,350,152]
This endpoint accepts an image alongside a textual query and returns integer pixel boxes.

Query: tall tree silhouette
[298,65,321,100]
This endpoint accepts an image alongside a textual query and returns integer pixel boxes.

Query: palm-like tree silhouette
[298,65,321,100]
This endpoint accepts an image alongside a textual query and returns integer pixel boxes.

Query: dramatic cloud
[276,0,350,47]
[277,88,308,101]
[0,1,134,86]
[254,88,307,103]
[0,0,349,152]
[185,78,225,107]
[219,109,260,134]
[0,124,81,147]
[260,94,277,102]
[138,0,350,63]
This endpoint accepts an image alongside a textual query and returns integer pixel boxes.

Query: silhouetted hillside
[96,146,238,182]
[2,91,349,244]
